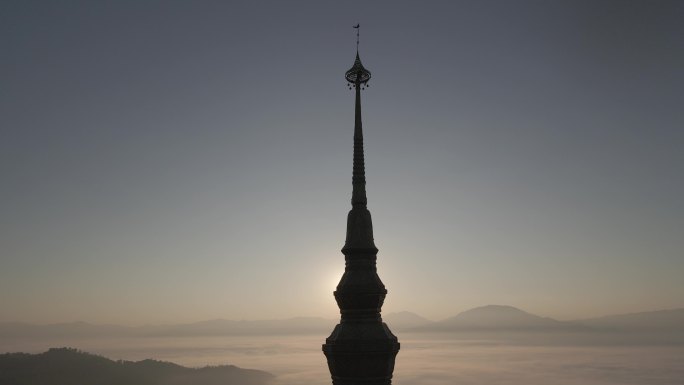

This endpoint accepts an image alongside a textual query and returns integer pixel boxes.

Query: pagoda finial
[346,25,371,88]
[345,25,370,210]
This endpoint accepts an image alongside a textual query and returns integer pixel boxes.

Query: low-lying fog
[3,333,683,385]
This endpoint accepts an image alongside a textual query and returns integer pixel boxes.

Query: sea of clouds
[3,333,684,385]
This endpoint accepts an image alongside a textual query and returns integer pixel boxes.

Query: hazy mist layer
[4,334,683,385]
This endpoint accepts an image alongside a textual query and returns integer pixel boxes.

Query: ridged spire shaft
[342,55,376,252]
[352,77,367,208]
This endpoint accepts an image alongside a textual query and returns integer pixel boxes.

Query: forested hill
[0,348,274,385]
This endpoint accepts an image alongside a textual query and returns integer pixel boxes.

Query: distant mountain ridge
[574,308,684,332]
[383,311,433,330]
[406,305,684,345]
[0,317,337,339]
[2,306,683,339]
[0,348,273,385]
[146,316,335,336]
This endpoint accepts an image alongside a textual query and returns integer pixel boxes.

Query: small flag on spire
[353,24,360,28]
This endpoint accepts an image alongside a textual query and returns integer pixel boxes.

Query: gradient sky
[1,0,683,325]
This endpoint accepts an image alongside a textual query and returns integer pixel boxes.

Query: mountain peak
[422,305,583,332]
[463,305,527,313]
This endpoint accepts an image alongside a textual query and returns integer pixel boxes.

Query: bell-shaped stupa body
[322,38,400,385]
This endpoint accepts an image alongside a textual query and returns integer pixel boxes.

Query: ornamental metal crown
[345,52,371,85]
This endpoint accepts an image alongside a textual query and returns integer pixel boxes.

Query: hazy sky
[1,0,683,325]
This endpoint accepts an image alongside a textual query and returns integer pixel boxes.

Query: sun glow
[329,269,343,292]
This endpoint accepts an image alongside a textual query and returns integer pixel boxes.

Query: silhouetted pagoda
[323,26,400,385]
